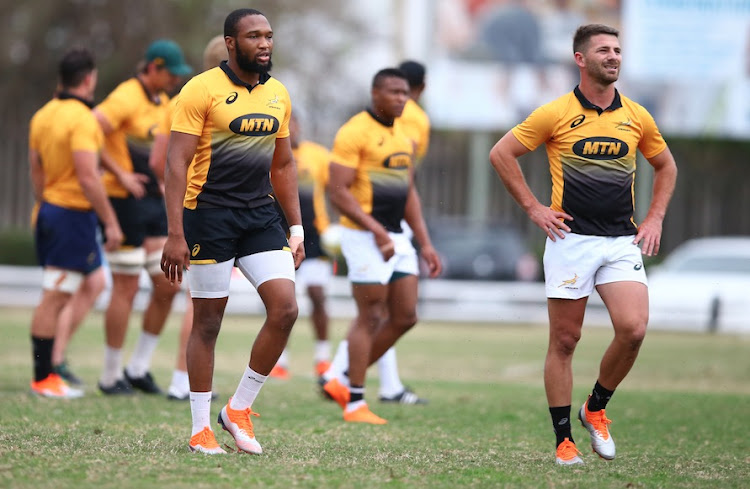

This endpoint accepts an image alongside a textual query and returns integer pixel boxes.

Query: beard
[235,42,272,74]
[588,62,619,85]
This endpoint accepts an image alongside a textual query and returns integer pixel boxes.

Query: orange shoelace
[557,438,582,460]
[191,427,220,449]
[230,407,260,437]
[588,409,612,439]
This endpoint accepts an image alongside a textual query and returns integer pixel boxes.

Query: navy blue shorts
[184,204,289,264]
[110,195,168,247]
[35,202,102,274]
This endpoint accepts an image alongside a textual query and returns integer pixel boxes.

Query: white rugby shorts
[341,227,418,285]
[544,233,647,299]
[296,257,332,288]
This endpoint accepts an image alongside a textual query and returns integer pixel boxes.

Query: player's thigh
[543,233,604,299]
[596,281,649,335]
[387,274,419,324]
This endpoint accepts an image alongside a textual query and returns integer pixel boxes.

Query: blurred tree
[0,0,372,229]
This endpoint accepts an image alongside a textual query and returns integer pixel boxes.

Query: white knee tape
[106,247,146,275]
[146,250,162,276]
[42,269,83,294]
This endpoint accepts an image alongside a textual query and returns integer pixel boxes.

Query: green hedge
[0,228,37,266]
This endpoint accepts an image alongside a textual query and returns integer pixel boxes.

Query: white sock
[230,366,267,410]
[190,391,213,436]
[314,340,331,362]
[324,340,349,384]
[169,369,190,395]
[100,346,123,387]
[276,349,290,369]
[125,331,159,378]
[377,347,405,398]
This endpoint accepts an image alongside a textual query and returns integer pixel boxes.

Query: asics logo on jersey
[229,114,280,136]
[192,244,200,257]
[573,137,629,160]
[570,114,585,128]
[226,92,238,104]
[558,274,579,288]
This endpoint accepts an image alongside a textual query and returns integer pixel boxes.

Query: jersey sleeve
[330,122,362,169]
[96,82,136,131]
[28,112,41,152]
[637,106,668,159]
[171,78,210,136]
[511,104,556,151]
[70,110,103,153]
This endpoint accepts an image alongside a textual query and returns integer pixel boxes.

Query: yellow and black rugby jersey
[512,87,667,237]
[29,94,103,211]
[294,140,331,235]
[96,77,169,198]
[331,109,413,233]
[171,62,291,210]
[399,98,430,163]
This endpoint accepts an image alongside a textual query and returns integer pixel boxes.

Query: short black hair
[224,8,264,37]
[573,24,619,54]
[398,60,426,88]
[59,48,95,89]
[372,68,408,89]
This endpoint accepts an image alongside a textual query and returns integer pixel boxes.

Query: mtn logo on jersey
[229,114,280,136]
[383,152,411,169]
[572,137,629,160]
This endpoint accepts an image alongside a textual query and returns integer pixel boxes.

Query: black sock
[31,336,54,382]
[549,405,573,447]
[587,381,615,412]
[349,385,364,403]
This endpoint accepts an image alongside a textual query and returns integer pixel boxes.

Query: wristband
[289,225,304,239]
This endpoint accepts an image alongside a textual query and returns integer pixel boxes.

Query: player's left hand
[288,236,306,269]
[634,216,663,256]
[420,244,442,278]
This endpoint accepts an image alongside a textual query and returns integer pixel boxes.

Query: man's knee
[391,310,418,334]
[551,329,581,356]
[617,321,647,351]
[268,299,299,330]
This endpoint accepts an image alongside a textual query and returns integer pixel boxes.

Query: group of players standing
[28,8,677,465]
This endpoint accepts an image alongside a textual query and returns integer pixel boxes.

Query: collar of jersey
[220,61,271,92]
[57,91,94,109]
[573,85,622,115]
[366,108,395,127]
[135,76,163,106]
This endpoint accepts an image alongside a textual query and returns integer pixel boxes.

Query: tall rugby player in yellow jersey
[321,61,432,406]
[161,8,304,455]
[490,24,677,465]
[321,68,442,424]
[28,49,123,398]
[94,39,192,396]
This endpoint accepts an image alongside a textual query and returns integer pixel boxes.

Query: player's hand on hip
[161,235,190,284]
[374,231,395,261]
[288,236,305,269]
[420,244,442,278]
[529,204,572,242]
[102,223,124,253]
[634,217,663,256]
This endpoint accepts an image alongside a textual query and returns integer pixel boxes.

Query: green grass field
[1,307,749,488]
